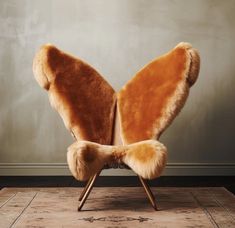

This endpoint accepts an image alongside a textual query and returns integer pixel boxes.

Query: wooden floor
[0,187,234,228]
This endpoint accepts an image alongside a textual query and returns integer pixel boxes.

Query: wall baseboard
[0,163,235,176]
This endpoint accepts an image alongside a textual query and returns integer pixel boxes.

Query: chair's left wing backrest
[33,44,116,145]
[117,42,200,144]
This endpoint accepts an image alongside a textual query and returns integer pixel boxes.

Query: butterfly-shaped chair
[33,42,200,211]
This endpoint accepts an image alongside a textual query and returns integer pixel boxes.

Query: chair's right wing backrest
[33,44,116,145]
[117,42,200,145]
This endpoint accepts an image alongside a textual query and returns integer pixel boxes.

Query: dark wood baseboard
[0,176,234,195]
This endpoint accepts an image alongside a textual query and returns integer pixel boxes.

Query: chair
[33,42,200,211]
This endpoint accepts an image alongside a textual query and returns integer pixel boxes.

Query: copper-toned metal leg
[78,177,93,201]
[78,172,100,211]
[138,176,158,210]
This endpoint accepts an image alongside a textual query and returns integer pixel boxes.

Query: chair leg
[138,176,158,210]
[78,177,93,201]
[78,172,100,211]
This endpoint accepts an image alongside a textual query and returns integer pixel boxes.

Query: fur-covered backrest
[117,42,200,144]
[33,43,200,146]
[33,44,116,145]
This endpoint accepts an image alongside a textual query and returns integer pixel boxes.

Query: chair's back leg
[138,176,158,210]
[78,172,100,211]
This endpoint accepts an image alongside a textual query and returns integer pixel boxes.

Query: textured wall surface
[0,0,234,175]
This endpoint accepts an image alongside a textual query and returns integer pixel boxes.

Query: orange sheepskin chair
[33,42,200,210]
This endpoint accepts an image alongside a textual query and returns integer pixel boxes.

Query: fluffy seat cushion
[67,140,167,181]
[33,44,116,144]
[117,42,200,144]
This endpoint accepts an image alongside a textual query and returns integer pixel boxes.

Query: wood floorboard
[0,187,234,228]
[191,188,235,227]
[0,191,37,228]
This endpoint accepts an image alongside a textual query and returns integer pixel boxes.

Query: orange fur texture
[33,44,116,144]
[33,42,200,180]
[118,42,200,144]
[67,140,167,181]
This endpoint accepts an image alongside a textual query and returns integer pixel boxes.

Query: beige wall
[0,0,235,175]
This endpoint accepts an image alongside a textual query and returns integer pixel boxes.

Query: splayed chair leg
[78,177,93,201]
[78,172,100,211]
[138,176,158,210]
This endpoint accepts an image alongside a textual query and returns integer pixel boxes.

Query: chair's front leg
[78,176,93,201]
[78,171,100,211]
[138,176,158,210]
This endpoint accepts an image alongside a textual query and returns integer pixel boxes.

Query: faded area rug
[0,187,234,227]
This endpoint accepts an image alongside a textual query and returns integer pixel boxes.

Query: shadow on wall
[162,67,235,163]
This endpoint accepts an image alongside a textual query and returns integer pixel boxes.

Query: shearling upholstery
[67,140,167,181]
[117,42,200,144]
[33,44,116,144]
[33,42,200,181]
